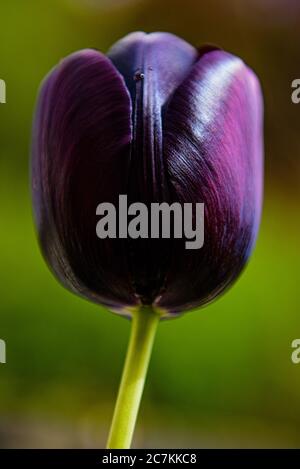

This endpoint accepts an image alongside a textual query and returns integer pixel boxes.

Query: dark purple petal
[108,32,198,304]
[108,32,197,201]
[32,49,137,312]
[157,50,263,313]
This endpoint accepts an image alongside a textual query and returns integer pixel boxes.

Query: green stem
[106,305,160,449]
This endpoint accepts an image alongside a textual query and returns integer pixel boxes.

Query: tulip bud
[32,32,263,317]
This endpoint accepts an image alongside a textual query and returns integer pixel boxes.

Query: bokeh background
[0,0,300,448]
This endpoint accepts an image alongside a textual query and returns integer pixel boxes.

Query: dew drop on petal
[134,70,145,81]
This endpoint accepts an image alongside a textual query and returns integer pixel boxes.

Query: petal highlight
[159,50,263,313]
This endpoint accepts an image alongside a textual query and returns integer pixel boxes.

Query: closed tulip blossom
[32,32,263,448]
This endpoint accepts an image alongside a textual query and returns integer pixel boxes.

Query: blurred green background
[1,0,300,448]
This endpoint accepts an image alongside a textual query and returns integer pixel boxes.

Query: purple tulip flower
[32,32,263,317]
